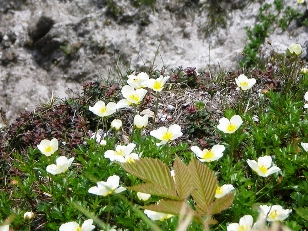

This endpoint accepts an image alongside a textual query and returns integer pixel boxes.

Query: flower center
[153,81,162,91]
[216,186,223,195]
[75,227,82,231]
[258,165,268,174]
[45,145,52,153]
[269,209,278,219]
[129,94,140,103]
[162,131,173,141]
[116,149,124,156]
[238,225,248,231]
[240,81,249,87]
[201,150,214,160]
[226,123,237,132]
[100,107,107,113]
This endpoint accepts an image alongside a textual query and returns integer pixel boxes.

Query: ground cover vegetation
[1,1,308,231]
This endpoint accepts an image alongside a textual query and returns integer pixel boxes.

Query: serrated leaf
[174,156,192,199]
[188,158,217,211]
[209,193,234,215]
[295,207,308,221]
[121,157,175,189]
[144,200,195,217]
[121,158,177,199]
[129,183,179,200]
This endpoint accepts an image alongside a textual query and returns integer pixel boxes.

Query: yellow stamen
[269,209,278,219]
[153,81,162,91]
[162,131,173,141]
[129,94,140,102]
[100,107,107,113]
[240,81,249,87]
[76,227,82,231]
[44,146,52,153]
[216,186,223,195]
[258,165,268,174]
[226,123,237,132]
[238,225,248,231]
[201,150,214,160]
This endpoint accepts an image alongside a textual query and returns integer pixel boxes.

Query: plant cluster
[1,42,308,231]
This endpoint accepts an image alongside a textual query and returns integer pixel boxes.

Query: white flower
[0,225,9,231]
[227,215,253,231]
[134,114,149,128]
[301,67,308,74]
[143,75,170,92]
[46,156,74,175]
[111,119,122,130]
[104,143,139,163]
[247,156,280,177]
[304,92,308,108]
[191,145,225,162]
[301,142,308,152]
[127,72,149,89]
[235,74,256,90]
[88,175,126,196]
[150,124,183,146]
[298,0,305,3]
[217,115,243,134]
[215,184,235,199]
[100,140,107,146]
[59,219,95,231]
[287,43,302,55]
[144,210,173,221]
[137,192,151,201]
[24,211,34,220]
[259,205,292,221]
[117,85,147,108]
[89,101,117,117]
[37,138,58,156]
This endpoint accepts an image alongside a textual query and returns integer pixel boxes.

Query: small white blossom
[191,145,225,162]
[215,184,235,199]
[104,143,139,163]
[143,75,170,92]
[217,115,243,134]
[137,192,151,201]
[259,205,292,221]
[37,138,58,156]
[46,156,74,175]
[24,211,34,220]
[88,175,126,196]
[227,215,253,231]
[150,124,183,146]
[59,219,95,231]
[111,119,122,130]
[89,101,117,117]
[247,156,280,177]
[144,210,173,221]
[127,72,149,89]
[287,43,302,55]
[235,74,256,90]
[134,114,148,128]
[301,142,308,152]
[0,225,9,231]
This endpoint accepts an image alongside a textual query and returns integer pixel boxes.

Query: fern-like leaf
[144,200,195,217]
[129,183,179,200]
[121,158,177,197]
[188,158,217,211]
[295,207,308,221]
[173,156,192,199]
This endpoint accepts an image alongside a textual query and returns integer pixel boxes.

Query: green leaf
[129,183,179,200]
[173,156,192,199]
[188,158,217,212]
[295,207,308,221]
[144,199,195,216]
[121,158,177,197]
[208,193,234,215]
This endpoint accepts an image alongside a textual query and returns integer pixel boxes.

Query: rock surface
[0,0,307,123]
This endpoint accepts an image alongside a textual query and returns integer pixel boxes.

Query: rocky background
[0,0,307,123]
